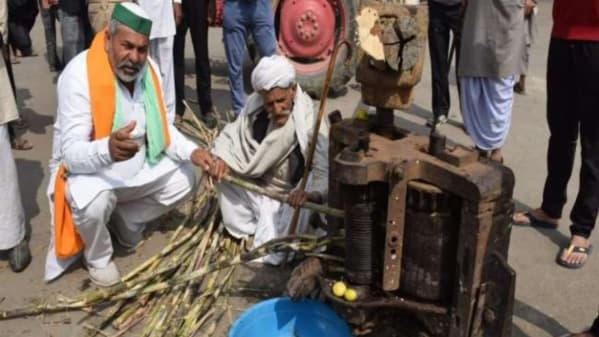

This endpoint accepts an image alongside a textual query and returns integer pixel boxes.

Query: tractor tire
[274,0,359,98]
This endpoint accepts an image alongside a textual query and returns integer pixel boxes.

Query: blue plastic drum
[229,297,353,337]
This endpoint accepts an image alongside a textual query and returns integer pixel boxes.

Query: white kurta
[0,124,25,250]
[0,0,24,249]
[45,51,198,280]
[213,88,329,264]
[138,0,177,118]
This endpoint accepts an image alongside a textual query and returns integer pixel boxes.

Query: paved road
[1,1,597,336]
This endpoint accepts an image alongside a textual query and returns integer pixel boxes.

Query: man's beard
[115,60,143,83]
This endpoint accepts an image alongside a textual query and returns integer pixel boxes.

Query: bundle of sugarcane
[0,191,338,335]
[0,114,343,337]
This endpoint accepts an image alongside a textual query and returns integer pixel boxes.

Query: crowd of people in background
[1,0,599,335]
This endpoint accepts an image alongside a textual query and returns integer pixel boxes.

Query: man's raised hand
[109,121,140,162]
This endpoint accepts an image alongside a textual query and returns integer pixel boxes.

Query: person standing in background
[56,0,87,65]
[513,0,599,269]
[173,0,216,126]
[426,0,462,128]
[7,0,38,58]
[0,0,32,273]
[138,0,178,117]
[458,0,525,163]
[38,0,61,71]
[223,0,276,116]
[514,0,538,94]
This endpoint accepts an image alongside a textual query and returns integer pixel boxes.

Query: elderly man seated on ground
[195,55,329,264]
[45,3,209,287]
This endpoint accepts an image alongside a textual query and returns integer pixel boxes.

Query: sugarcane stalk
[222,174,344,218]
[0,235,331,320]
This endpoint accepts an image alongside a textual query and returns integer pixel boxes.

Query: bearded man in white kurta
[45,3,209,287]
[194,55,329,265]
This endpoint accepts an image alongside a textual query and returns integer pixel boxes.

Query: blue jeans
[223,0,276,114]
[57,8,85,65]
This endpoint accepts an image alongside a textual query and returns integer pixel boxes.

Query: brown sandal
[11,138,33,151]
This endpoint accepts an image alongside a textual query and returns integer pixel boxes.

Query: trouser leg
[68,190,117,269]
[173,19,188,117]
[428,1,451,119]
[219,183,257,239]
[58,8,85,65]
[38,2,59,68]
[569,41,599,239]
[8,19,31,54]
[150,37,176,117]
[112,164,197,247]
[186,0,213,115]
[541,38,579,220]
[223,0,248,114]
[0,124,25,250]
[250,0,276,58]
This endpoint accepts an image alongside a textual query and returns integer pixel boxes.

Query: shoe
[88,261,121,287]
[426,115,448,128]
[8,240,32,273]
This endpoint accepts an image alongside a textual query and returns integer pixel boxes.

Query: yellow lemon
[332,281,347,297]
[344,288,358,302]
[355,108,369,121]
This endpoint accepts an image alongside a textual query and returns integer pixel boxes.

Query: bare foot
[490,149,503,163]
[559,235,591,267]
[512,208,559,228]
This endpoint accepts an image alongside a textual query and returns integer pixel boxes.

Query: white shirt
[138,0,176,39]
[48,51,198,209]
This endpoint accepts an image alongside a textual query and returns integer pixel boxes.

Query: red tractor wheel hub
[278,0,336,60]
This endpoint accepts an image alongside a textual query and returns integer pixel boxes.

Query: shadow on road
[16,88,54,135]
[512,199,570,250]
[512,298,571,337]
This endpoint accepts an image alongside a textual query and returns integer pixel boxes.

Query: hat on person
[251,55,297,92]
[111,2,152,36]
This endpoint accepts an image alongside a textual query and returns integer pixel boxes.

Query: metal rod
[286,40,353,236]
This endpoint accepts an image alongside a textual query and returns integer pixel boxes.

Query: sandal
[513,211,559,229]
[11,138,33,151]
[12,118,29,129]
[557,244,593,269]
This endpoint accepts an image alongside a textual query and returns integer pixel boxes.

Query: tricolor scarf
[53,30,171,259]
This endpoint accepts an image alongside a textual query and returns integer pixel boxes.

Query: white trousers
[219,183,323,264]
[45,163,196,280]
[149,37,175,116]
[0,124,25,250]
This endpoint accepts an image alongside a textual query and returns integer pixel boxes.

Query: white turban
[251,55,296,92]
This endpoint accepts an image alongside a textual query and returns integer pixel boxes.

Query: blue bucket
[229,297,353,337]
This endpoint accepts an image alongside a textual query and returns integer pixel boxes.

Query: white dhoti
[45,163,196,281]
[0,124,25,250]
[459,76,515,151]
[219,182,323,265]
[149,37,175,116]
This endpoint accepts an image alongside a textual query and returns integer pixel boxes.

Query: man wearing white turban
[194,55,329,264]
